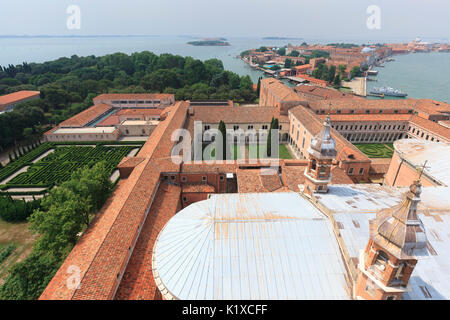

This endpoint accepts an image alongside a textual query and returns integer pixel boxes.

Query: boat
[370,87,407,97]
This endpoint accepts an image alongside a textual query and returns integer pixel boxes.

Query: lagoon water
[367,52,450,102]
[1,35,449,101]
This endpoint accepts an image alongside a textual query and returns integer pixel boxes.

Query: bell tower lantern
[303,115,337,197]
[354,179,428,300]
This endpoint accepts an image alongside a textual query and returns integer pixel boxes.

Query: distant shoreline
[262,37,303,40]
[187,40,230,47]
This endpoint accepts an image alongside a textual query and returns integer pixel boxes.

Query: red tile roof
[59,104,112,128]
[261,78,304,102]
[94,93,174,102]
[322,114,412,122]
[116,109,163,117]
[0,90,40,107]
[289,106,370,163]
[40,102,189,300]
[114,183,181,300]
[294,85,361,100]
[97,115,120,126]
[410,115,450,140]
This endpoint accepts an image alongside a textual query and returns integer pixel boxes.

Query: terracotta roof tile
[114,183,181,300]
[59,104,112,128]
[410,115,450,140]
[261,78,303,102]
[0,90,40,106]
[94,93,174,101]
[289,106,370,163]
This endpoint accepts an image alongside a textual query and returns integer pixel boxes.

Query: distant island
[187,39,230,46]
[262,37,303,40]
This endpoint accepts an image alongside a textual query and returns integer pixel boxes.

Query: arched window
[311,159,317,171]
[374,251,389,271]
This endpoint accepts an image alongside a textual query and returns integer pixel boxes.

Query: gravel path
[0,166,30,185]
[31,149,55,163]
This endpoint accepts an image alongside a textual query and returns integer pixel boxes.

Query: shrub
[0,244,17,264]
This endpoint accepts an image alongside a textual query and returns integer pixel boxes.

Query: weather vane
[416,160,429,181]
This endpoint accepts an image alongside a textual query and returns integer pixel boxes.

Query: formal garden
[354,143,394,158]
[0,141,143,196]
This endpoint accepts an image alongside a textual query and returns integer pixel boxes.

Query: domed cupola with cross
[355,177,428,300]
[303,114,337,197]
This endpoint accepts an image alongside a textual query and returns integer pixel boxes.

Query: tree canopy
[0,52,257,150]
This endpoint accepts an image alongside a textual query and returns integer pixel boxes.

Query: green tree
[284,58,293,69]
[256,77,262,96]
[333,73,341,87]
[350,66,362,78]
[218,121,227,160]
[267,117,275,157]
[289,50,300,57]
[184,57,207,85]
[0,251,60,300]
[277,48,286,56]
[23,127,34,142]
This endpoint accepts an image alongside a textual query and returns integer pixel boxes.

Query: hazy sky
[1,0,449,40]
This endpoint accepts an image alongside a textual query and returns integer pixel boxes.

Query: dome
[373,180,428,258]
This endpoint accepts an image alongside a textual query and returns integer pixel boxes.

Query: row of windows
[332,123,406,131]
[348,167,365,175]
[163,175,225,183]
[111,100,161,104]
[409,126,440,142]
[204,125,278,131]
[315,109,413,115]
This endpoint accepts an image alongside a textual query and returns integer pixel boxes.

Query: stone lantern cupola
[303,115,337,197]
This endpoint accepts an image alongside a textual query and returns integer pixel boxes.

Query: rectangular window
[359,168,364,175]
[202,176,207,182]
[348,168,354,175]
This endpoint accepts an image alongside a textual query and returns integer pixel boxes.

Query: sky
[1,0,449,41]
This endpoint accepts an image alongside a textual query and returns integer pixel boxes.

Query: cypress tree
[256,77,262,97]
[267,117,275,157]
[218,121,227,161]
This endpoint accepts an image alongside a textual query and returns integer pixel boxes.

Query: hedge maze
[354,143,394,158]
[0,142,143,194]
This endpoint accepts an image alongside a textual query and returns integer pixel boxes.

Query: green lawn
[354,143,394,158]
[247,144,292,159]
[202,143,292,160]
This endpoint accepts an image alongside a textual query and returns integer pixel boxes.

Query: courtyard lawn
[202,144,292,160]
[354,143,394,158]
[202,144,242,160]
[247,144,292,159]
